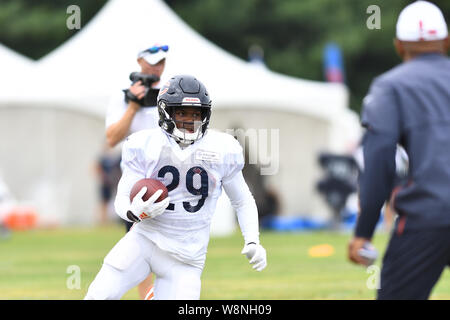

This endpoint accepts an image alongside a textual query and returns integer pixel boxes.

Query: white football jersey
[118,128,244,268]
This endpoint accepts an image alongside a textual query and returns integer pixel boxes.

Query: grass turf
[0,224,448,300]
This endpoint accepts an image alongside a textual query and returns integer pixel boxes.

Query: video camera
[123,72,160,107]
[129,72,159,87]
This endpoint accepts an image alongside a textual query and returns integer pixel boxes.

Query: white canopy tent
[0,44,35,98]
[0,0,362,227]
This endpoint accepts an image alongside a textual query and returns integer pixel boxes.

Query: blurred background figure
[94,143,122,225]
[352,144,410,233]
[348,0,450,300]
[383,145,409,232]
[105,44,168,148]
[241,146,281,229]
[316,152,359,229]
[229,125,282,229]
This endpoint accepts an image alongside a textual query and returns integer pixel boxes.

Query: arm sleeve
[355,79,401,239]
[114,137,147,222]
[223,171,260,245]
[221,137,245,184]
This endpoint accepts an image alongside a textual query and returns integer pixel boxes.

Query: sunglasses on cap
[143,45,169,54]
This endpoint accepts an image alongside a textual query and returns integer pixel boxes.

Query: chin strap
[172,126,204,145]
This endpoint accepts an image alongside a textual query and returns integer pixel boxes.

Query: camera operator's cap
[137,44,169,65]
[396,1,448,41]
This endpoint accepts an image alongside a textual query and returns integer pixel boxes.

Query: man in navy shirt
[348,1,450,299]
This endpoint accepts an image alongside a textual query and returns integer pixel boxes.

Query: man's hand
[129,80,147,101]
[348,236,373,266]
[127,187,170,222]
[241,243,267,272]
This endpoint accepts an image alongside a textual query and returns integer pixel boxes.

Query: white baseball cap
[137,44,169,65]
[396,1,448,41]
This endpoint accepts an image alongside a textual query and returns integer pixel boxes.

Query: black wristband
[126,210,140,222]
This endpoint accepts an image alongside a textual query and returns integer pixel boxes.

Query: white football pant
[84,228,202,300]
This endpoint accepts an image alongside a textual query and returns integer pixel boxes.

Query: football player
[85,75,267,300]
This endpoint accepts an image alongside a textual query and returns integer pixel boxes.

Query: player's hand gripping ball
[130,178,168,202]
[127,178,170,222]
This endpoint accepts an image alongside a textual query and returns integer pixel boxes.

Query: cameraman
[105,44,168,148]
[104,44,169,300]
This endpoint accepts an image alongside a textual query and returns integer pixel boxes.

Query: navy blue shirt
[356,53,450,239]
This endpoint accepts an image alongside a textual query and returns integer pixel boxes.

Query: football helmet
[157,75,212,144]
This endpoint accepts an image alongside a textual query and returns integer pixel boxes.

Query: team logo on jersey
[195,150,220,163]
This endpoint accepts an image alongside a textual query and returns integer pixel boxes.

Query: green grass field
[0,224,449,300]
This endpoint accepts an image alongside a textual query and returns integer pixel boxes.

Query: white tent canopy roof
[0,43,33,69]
[0,43,34,96]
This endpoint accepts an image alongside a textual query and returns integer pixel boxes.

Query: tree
[165,0,449,113]
[0,0,106,60]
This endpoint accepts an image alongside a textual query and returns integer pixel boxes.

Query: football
[129,178,168,203]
